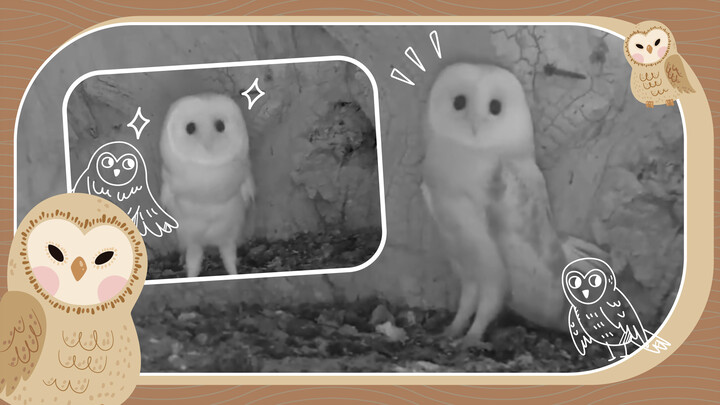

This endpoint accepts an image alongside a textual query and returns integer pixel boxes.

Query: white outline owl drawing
[562,257,671,361]
[72,140,178,238]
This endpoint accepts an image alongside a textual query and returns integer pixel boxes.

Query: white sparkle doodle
[562,257,671,362]
[241,77,265,110]
[391,29,442,86]
[72,141,178,237]
[127,106,150,140]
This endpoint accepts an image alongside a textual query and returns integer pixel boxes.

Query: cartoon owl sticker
[72,141,178,237]
[624,20,696,108]
[0,193,147,405]
[562,258,671,361]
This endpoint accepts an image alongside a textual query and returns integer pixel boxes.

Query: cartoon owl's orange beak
[647,44,653,54]
[71,256,87,281]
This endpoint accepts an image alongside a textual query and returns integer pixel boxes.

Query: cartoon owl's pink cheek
[632,53,644,63]
[658,46,667,58]
[97,276,127,302]
[32,266,59,295]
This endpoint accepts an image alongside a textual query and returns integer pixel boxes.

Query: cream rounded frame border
[11,16,713,385]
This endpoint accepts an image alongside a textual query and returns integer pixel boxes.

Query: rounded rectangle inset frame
[11,16,712,385]
[60,55,387,286]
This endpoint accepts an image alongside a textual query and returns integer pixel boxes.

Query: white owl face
[26,219,134,306]
[162,93,249,165]
[563,268,607,305]
[96,151,138,186]
[426,63,534,156]
[626,27,671,65]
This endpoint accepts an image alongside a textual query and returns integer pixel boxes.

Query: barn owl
[73,140,179,237]
[0,193,147,405]
[160,93,255,278]
[421,63,604,345]
[624,20,695,108]
[563,258,670,361]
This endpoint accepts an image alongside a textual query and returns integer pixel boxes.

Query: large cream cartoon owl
[0,193,147,405]
[624,20,695,108]
[160,93,255,278]
[421,63,605,346]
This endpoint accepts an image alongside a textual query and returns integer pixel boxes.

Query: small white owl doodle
[73,140,178,237]
[562,258,671,362]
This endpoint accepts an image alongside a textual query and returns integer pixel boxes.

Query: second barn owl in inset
[160,93,255,278]
[624,20,695,108]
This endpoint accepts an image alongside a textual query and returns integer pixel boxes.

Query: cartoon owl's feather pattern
[562,258,670,361]
[0,291,46,396]
[1,194,147,404]
[624,21,695,107]
[664,54,695,93]
[72,141,178,238]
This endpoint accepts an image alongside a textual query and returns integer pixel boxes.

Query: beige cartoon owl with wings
[0,193,147,405]
[624,20,695,108]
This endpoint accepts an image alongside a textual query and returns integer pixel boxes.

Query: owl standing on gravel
[421,63,603,346]
[624,20,695,108]
[160,93,255,278]
[0,193,147,405]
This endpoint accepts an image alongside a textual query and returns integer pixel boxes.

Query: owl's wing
[599,289,648,347]
[491,160,569,328]
[420,181,436,219]
[665,54,696,93]
[0,291,46,396]
[119,182,178,237]
[568,307,592,356]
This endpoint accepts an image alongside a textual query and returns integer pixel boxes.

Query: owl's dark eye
[186,122,196,135]
[101,156,114,169]
[568,275,582,289]
[121,158,135,170]
[635,44,643,49]
[489,99,502,115]
[453,95,466,111]
[48,244,64,262]
[95,251,114,265]
[215,119,225,132]
[654,38,661,46]
[588,274,602,288]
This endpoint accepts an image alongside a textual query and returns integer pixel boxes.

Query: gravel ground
[146,227,382,280]
[135,296,617,373]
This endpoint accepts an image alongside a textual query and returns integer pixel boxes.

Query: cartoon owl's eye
[121,158,135,170]
[489,99,502,115]
[568,275,582,289]
[453,95,466,111]
[635,44,643,49]
[654,38,661,46]
[588,274,602,288]
[94,251,115,265]
[186,122,196,135]
[215,119,225,132]
[48,244,64,262]
[101,156,114,168]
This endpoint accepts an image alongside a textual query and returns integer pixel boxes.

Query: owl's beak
[647,44,653,54]
[113,169,120,177]
[71,256,87,281]
[582,289,589,299]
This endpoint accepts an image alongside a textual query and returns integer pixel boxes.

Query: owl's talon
[665,99,674,106]
[459,336,492,351]
[645,101,654,108]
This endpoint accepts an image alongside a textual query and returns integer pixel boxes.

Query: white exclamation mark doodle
[390,30,442,86]
[430,30,442,59]
[390,68,415,86]
[404,47,426,72]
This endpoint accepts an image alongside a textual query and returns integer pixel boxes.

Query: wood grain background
[1,0,718,403]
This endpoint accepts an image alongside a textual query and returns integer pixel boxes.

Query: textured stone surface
[15,25,683,327]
